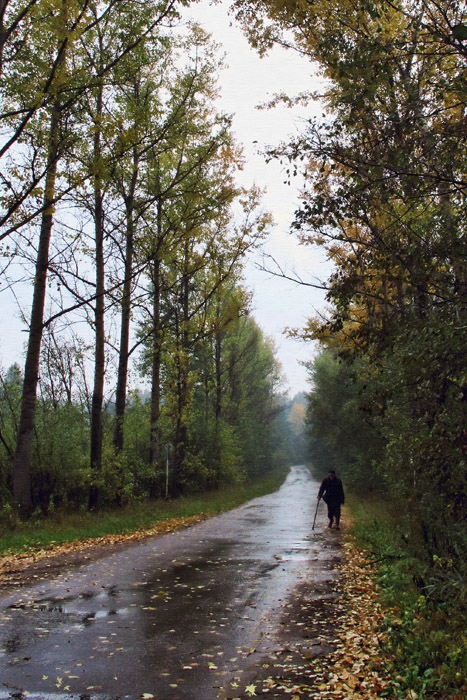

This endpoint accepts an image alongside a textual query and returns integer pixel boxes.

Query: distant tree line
[0,311,289,513]
[234,0,466,607]
[0,0,291,515]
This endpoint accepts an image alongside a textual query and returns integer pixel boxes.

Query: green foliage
[98,445,135,507]
[350,495,467,699]
[374,310,467,572]
[140,297,291,496]
[0,365,22,501]
[305,349,384,490]
[199,420,246,486]
[282,392,308,463]
[31,401,90,510]
[0,297,293,509]
[122,392,151,474]
[0,503,18,530]
[237,1,467,687]
[0,466,289,554]
[1,0,289,513]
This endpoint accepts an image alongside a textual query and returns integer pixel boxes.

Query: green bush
[350,495,467,699]
[99,445,135,506]
[31,402,90,510]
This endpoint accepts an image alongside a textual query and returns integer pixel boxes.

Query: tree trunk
[89,83,105,509]
[173,360,189,494]
[113,158,137,454]
[148,256,161,467]
[173,267,190,494]
[12,104,60,513]
[204,349,210,431]
[214,304,223,486]
[214,298,222,425]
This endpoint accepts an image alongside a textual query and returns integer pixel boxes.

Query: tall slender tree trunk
[173,265,190,493]
[12,104,61,513]
[214,294,222,486]
[113,157,138,454]
[204,348,210,430]
[148,256,161,467]
[148,197,163,469]
[89,81,105,509]
[173,358,189,494]
[214,297,222,425]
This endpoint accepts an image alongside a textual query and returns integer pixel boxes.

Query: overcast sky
[186,0,331,396]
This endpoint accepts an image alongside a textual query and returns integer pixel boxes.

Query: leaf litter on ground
[222,529,396,700]
[0,515,209,587]
[1,511,398,699]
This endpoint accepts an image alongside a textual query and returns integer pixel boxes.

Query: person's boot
[335,519,340,530]
[328,519,333,528]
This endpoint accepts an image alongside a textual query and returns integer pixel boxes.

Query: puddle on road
[0,466,331,699]
[1,542,244,657]
[242,516,268,526]
[0,693,122,700]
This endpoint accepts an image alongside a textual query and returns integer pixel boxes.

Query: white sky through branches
[186,0,330,396]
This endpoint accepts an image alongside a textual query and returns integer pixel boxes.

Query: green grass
[347,493,467,700]
[0,467,289,556]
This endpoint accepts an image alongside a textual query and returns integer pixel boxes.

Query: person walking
[317,469,345,529]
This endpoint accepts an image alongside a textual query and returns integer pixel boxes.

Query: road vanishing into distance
[0,465,342,700]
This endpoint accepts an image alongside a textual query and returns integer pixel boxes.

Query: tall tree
[6,0,189,511]
[110,26,230,458]
[161,180,270,492]
[11,0,77,511]
[232,0,467,589]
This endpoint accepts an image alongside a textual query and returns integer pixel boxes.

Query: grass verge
[347,494,467,700]
[0,466,289,557]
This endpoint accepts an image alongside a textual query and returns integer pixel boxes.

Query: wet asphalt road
[0,465,339,700]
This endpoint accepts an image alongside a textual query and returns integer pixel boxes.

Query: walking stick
[312,498,320,530]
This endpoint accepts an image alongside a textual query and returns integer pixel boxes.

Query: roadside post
[165,443,172,499]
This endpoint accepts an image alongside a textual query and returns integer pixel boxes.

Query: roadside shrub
[351,496,467,700]
[31,402,90,511]
[99,445,135,506]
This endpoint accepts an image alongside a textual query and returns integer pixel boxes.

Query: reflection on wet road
[0,465,339,699]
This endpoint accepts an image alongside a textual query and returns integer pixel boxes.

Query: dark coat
[318,476,345,504]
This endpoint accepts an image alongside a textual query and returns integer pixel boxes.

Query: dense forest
[232,0,466,694]
[234,0,466,588]
[0,0,300,516]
